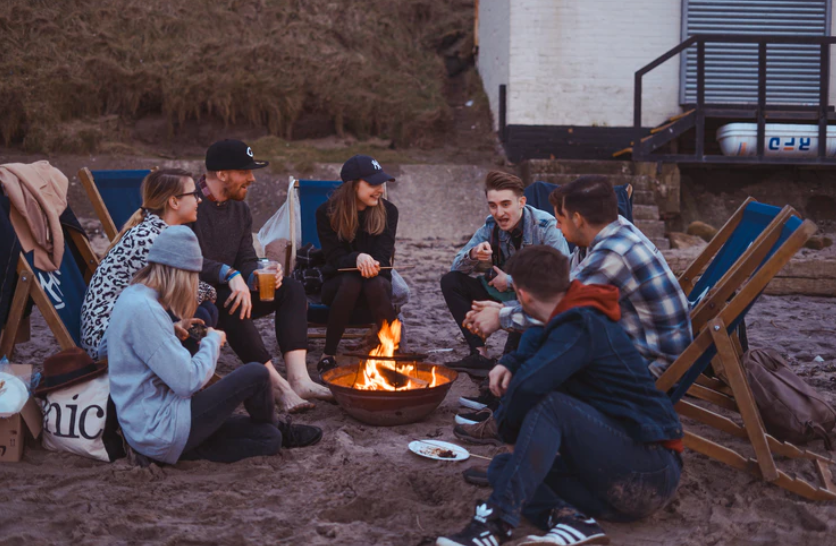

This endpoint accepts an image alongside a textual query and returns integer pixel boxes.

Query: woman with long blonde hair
[106,227,322,464]
[80,168,217,359]
[314,155,399,375]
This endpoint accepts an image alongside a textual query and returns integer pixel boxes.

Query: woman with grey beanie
[105,226,322,464]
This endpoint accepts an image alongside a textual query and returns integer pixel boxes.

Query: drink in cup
[256,259,279,302]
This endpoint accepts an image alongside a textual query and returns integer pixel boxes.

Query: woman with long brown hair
[315,155,399,374]
[80,168,217,359]
[106,226,321,464]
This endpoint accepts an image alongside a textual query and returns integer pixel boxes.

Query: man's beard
[224,184,248,201]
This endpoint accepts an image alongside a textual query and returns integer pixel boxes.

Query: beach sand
[2,230,836,545]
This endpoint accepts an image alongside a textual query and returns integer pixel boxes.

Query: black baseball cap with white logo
[340,155,395,186]
[205,139,269,171]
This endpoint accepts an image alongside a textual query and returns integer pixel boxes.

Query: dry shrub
[0,0,473,152]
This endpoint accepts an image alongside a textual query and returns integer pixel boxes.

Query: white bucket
[716,122,836,158]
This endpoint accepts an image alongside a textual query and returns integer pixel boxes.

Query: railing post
[756,42,767,159]
[499,84,507,143]
[695,39,705,160]
[819,44,830,160]
[634,72,643,159]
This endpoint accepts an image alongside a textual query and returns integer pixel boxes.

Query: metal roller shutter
[681,0,831,105]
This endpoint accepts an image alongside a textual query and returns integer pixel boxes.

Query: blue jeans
[488,391,682,529]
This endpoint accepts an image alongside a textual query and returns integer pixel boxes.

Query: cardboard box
[0,364,43,463]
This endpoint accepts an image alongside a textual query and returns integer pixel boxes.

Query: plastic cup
[256,260,279,302]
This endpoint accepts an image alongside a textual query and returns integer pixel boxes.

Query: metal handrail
[634,34,836,162]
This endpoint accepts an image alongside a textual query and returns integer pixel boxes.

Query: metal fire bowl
[321,362,458,426]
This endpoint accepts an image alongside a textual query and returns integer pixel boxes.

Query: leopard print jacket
[80,213,217,359]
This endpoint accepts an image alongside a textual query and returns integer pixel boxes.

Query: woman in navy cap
[315,155,400,374]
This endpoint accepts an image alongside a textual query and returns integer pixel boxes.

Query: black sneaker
[317,356,338,381]
[446,353,497,379]
[462,466,490,487]
[519,512,609,545]
[436,501,512,546]
[453,411,503,447]
[455,409,493,426]
[459,390,500,412]
[277,417,323,448]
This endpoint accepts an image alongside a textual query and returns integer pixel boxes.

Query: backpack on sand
[741,348,836,449]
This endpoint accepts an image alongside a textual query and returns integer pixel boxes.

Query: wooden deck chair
[0,203,99,359]
[78,168,151,241]
[288,177,390,339]
[655,209,836,501]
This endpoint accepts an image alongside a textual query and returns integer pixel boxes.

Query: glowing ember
[353,320,441,391]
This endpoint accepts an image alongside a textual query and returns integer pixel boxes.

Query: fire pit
[321,320,458,426]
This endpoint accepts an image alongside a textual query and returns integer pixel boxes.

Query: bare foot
[292,379,335,402]
[274,388,316,414]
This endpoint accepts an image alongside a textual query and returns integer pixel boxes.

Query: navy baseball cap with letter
[340,155,395,186]
[205,139,269,171]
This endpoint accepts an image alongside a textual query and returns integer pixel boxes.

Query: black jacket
[315,199,398,278]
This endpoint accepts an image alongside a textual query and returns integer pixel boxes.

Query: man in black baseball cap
[190,139,333,414]
[340,154,395,186]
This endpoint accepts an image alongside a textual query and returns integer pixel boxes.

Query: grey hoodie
[104,284,220,464]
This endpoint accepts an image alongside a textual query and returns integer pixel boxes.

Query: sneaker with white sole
[459,390,500,412]
[436,501,512,546]
[455,409,493,426]
[453,411,503,446]
[519,513,609,546]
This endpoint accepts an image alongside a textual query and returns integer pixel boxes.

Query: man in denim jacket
[441,171,569,377]
[437,246,683,546]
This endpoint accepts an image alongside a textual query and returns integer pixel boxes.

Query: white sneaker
[519,515,609,545]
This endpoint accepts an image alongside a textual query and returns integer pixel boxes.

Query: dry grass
[0,0,473,152]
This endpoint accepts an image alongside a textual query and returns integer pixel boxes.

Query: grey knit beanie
[147,226,203,272]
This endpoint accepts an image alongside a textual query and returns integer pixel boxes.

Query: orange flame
[353,320,440,391]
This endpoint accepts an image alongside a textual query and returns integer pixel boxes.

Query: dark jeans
[216,277,308,364]
[321,273,397,355]
[440,270,520,353]
[488,391,682,528]
[180,362,281,463]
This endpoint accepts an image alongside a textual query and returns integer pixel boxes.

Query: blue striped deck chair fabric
[655,210,835,500]
[0,204,98,358]
[293,179,374,326]
[78,168,150,241]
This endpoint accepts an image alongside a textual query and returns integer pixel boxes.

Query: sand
[3,227,836,545]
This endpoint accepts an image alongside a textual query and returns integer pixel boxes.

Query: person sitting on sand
[81,168,218,360]
[440,171,569,378]
[315,155,400,376]
[190,139,333,413]
[106,226,322,465]
[463,175,692,379]
[437,245,683,546]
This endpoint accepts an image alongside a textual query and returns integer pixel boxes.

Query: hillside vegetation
[0,0,474,153]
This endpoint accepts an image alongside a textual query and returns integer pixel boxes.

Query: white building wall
[478,0,684,129]
[477,0,511,131]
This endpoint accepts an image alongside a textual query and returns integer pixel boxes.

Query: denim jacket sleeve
[541,217,570,256]
[498,326,544,374]
[496,316,590,443]
[451,221,493,274]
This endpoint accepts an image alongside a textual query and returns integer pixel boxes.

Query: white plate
[408,439,470,462]
[0,372,28,418]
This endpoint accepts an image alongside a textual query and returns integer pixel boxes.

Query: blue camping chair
[289,178,381,333]
[653,207,836,500]
[0,198,99,358]
[79,168,151,241]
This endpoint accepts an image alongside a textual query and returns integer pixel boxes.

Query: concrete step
[523,159,633,176]
[652,238,671,251]
[632,190,656,206]
[634,219,666,239]
[528,173,655,190]
[632,204,660,221]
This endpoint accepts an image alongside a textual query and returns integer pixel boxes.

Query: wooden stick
[343,352,428,362]
[337,265,416,272]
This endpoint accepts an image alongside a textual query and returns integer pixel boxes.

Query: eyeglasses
[175,189,202,200]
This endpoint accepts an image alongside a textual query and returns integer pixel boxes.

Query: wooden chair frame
[0,230,99,359]
[657,210,836,500]
[78,167,119,242]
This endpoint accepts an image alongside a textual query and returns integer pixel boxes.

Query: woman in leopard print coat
[81,169,217,359]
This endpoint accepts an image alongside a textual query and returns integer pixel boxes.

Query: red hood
[549,280,621,322]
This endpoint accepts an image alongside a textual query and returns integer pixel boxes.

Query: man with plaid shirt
[464,176,691,378]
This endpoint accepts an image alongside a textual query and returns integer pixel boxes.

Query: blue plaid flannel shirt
[499,218,692,374]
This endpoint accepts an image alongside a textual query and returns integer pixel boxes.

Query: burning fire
[353,320,440,391]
